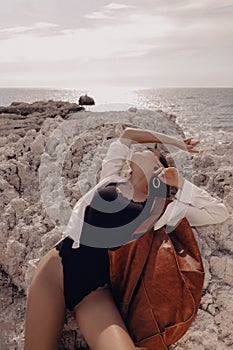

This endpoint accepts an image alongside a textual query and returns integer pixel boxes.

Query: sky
[0,0,233,88]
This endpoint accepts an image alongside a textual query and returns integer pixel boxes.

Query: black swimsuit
[55,183,147,311]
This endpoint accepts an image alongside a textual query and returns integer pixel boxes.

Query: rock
[78,94,95,106]
[128,107,138,113]
[3,240,26,276]
[0,104,232,350]
[30,133,45,154]
[210,256,233,285]
[0,178,18,207]
[10,198,28,218]
[24,259,40,293]
[0,100,84,137]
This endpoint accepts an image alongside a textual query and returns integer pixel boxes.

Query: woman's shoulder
[97,183,118,202]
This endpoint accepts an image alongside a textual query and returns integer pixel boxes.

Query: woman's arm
[120,127,200,153]
[100,127,199,181]
[154,166,229,226]
[175,179,229,226]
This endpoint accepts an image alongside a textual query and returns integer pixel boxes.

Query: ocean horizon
[0,87,232,144]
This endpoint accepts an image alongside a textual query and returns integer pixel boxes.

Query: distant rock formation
[78,94,95,106]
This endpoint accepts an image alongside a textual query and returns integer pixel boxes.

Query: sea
[0,87,232,144]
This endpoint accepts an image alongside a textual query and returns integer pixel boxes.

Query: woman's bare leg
[74,286,136,350]
[24,248,66,350]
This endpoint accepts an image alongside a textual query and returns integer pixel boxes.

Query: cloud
[0,0,232,87]
[1,6,232,65]
[0,13,173,63]
[0,22,59,37]
[0,26,35,35]
[84,2,136,21]
[104,3,135,10]
[84,11,113,20]
[35,22,59,29]
[209,4,233,13]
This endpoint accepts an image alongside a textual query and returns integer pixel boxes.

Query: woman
[24,127,229,350]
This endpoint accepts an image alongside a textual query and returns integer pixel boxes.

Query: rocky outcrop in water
[0,102,232,350]
[0,100,84,137]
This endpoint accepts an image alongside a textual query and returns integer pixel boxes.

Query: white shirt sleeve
[172,179,229,226]
[153,179,229,232]
[99,139,132,180]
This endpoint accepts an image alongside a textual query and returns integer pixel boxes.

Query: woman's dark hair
[146,146,171,198]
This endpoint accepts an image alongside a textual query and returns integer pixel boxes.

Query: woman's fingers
[184,138,191,144]
[189,141,200,147]
[154,167,181,188]
[153,167,168,185]
[153,167,164,175]
[187,145,200,153]
[184,138,200,153]
[184,138,200,145]
[184,138,200,146]
[189,149,200,154]
[153,167,184,188]
[152,167,167,186]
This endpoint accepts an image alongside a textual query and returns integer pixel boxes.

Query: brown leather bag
[109,204,205,349]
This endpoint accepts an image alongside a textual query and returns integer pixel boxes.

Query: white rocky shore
[0,101,232,350]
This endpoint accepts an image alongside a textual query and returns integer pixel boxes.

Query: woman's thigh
[24,248,66,350]
[74,287,136,350]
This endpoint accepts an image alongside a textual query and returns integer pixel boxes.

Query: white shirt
[64,140,229,248]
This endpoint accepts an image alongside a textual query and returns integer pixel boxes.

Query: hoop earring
[152,177,160,189]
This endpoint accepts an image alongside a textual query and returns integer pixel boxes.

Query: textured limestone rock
[0,100,84,137]
[0,102,232,350]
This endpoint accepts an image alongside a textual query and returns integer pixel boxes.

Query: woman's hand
[154,167,184,189]
[183,138,200,153]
